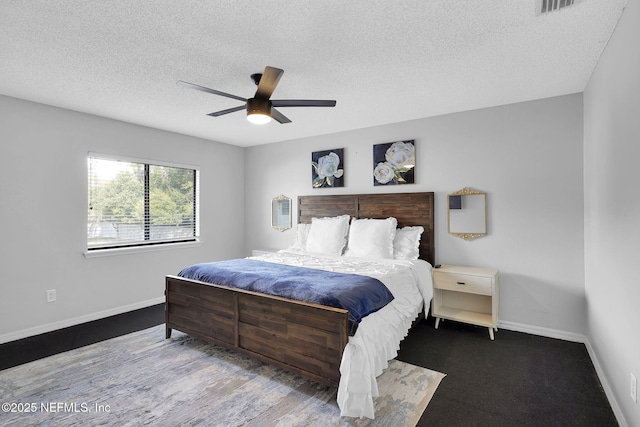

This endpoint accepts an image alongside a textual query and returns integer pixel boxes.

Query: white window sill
[83,240,202,258]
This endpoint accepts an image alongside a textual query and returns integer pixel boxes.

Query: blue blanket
[178,259,394,335]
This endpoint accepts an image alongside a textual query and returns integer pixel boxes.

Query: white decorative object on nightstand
[432,264,499,340]
[251,249,278,256]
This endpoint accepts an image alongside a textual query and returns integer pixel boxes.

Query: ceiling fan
[177,66,336,125]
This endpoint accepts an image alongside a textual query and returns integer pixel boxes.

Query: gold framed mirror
[448,187,487,240]
[271,195,292,232]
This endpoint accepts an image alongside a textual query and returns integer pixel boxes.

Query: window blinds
[88,156,199,250]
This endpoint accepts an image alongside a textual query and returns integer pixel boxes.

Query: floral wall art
[312,148,344,188]
[373,140,415,185]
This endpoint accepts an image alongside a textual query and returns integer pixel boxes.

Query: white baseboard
[498,319,627,427]
[583,339,628,427]
[0,297,165,344]
[497,319,587,343]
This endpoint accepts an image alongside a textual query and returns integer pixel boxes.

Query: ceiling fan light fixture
[246,98,272,125]
[179,66,336,125]
[247,112,271,125]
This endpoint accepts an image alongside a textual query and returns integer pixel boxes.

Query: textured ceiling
[0,1,627,147]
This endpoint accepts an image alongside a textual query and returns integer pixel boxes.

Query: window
[87,155,199,250]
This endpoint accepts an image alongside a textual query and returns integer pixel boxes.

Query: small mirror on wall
[448,187,487,240]
[271,195,292,232]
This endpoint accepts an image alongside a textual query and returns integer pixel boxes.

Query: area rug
[0,325,445,426]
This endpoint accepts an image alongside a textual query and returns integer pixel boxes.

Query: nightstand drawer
[433,272,492,296]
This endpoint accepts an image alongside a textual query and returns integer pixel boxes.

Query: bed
[165,192,435,418]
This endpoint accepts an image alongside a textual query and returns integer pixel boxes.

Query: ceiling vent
[536,0,584,15]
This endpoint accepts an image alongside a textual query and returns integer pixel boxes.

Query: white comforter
[250,251,433,419]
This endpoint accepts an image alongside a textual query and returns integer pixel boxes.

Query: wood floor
[0,304,618,426]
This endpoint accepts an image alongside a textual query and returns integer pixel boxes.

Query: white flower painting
[312,148,344,188]
[373,140,415,185]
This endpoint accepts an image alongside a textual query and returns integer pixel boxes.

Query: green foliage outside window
[88,157,198,249]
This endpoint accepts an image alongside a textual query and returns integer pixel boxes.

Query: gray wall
[584,0,640,424]
[0,95,245,341]
[245,94,586,337]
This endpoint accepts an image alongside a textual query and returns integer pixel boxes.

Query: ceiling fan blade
[270,108,292,124]
[271,99,336,108]
[255,66,284,99]
[207,104,247,117]
[177,80,247,102]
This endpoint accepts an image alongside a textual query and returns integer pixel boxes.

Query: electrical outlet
[46,289,56,303]
[631,373,637,403]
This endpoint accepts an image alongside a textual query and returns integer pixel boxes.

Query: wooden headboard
[298,192,435,266]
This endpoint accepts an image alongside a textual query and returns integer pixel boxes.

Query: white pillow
[393,226,424,260]
[287,223,311,252]
[305,215,350,256]
[345,217,397,259]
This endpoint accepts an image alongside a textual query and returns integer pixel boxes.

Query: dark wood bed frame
[165,192,434,387]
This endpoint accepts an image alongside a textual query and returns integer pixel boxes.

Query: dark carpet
[397,318,618,427]
[1,304,618,426]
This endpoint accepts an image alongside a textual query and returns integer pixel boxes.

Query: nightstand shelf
[432,264,499,340]
[434,306,493,327]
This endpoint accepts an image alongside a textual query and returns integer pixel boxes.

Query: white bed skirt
[252,252,433,419]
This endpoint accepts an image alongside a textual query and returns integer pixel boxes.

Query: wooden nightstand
[432,264,499,340]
